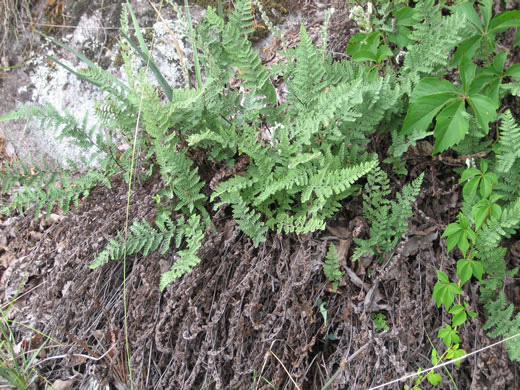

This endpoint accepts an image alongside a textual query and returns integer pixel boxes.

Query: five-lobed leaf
[437,323,460,347]
[446,346,466,366]
[427,371,442,386]
[433,271,463,309]
[442,214,475,256]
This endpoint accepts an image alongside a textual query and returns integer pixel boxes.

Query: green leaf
[460,57,476,93]
[352,49,378,63]
[452,310,467,327]
[388,8,417,47]
[437,270,450,284]
[402,94,455,135]
[479,0,493,29]
[427,371,442,386]
[393,6,417,26]
[388,25,413,47]
[410,78,460,101]
[453,35,482,66]
[489,10,520,34]
[431,347,439,365]
[347,32,380,57]
[455,2,483,31]
[457,259,473,286]
[472,203,488,231]
[442,214,474,256]
[458,232,470,256]
[467,94,498,135]
[472,261,484,281]
[376,45,394,63]
[433,99,468,154]
[493,51,508,74]
[460,167,481,183]
[442,222,462,237]
[505,64,520,81]
[449,304,464,315]
[433,272,462,309]
[446,346,466,366]
[437,324,460,347]
[480,172,498,198]
[446,231,463,254]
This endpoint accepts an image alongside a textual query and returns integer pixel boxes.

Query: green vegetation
[1,0,520,387]
[323,243,344,292]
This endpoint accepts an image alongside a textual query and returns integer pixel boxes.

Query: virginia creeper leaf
[402,94,455,135]
[433,100,468,154]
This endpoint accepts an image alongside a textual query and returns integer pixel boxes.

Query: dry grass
[0,0,36,67]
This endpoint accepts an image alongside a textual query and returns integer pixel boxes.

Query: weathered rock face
[0,0,192,168]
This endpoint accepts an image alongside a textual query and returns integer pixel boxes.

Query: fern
[91,213,205,291]
[495,110,520,173]
[476,199,520,301]
[353,166,424,261]
[90,220,165,269]
[285,24,327,109]
[204,0,276,105]
[495,161,520,203]
[323,243,344,292]
[225,190,268,247]
[483,292,520,362]
[0,0,448,292]
[0,104,112,165]
[158,214,205,290]
[0,156,114,218]
[400,0,468,92]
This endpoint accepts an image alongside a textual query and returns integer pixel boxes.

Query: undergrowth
[1,0,520,388]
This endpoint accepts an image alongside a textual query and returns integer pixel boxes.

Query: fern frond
[0,104,110,162]
[495,110,520,173]
[353,167,424,261]
[476,199,520,299]
[227,190,268,247]
[391,172,424,237]
[483,292,520,362]
[159,214,205,290]
[0,156,114,218]
[323,242,344,291]
[301,161,376,204]
[495,161,520,202]
[272,213,326,235]
[155,146,206,213]
[401,0,468,90]
[213,0,276,104]
[285,24,327,108]
[90,219,166,269]
[227,0,255,36]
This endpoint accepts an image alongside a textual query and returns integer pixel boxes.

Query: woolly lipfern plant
[1,0,443,290]
[0,105,121,218]
[483,291,520,362]
[353,166,424,261]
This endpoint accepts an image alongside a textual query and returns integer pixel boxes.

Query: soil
[1,1,520,390]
